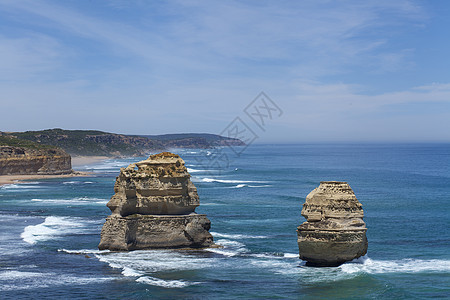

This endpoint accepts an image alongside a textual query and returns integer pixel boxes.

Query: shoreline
[0,171,92,186]
[0,155,112,186]
[71,155,111,167]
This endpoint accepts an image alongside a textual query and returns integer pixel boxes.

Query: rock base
[297,229,368,266]
[98,213,213,251]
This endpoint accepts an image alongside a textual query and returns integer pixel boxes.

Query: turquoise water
[0,144,449,299]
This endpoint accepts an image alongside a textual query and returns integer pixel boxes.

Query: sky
[1,0,450,142]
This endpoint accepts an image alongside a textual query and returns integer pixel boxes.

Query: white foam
[31,197,108,205]
[249,253,283,259]
[1,184,42,190]
[136,276,199,288]
[250,255,450,283]
[88,160,132,171]
[21,216,98,244]
[122,267,144,277]
[211,232,268,239]
[248,185,272,188]
[94,250,214,288]
[230,184,247,188]
[95,250,214,274]
[0,270,111,291]
[340,256,450,274]
[62,181,79,185]
[0,270,42,279]
[187,168,208,173]
[206,239,249,257]
[284,253,299,258]
[248,252,298,260]
[201,178,268,184]
[58,248,110,254]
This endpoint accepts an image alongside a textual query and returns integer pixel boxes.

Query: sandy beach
[71,156,111,167]
[0,172,91,186]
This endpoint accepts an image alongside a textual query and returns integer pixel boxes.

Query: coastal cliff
[297,181,368,266]
[98,152,213,250]
[0,145,72,175]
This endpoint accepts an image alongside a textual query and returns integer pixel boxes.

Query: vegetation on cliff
[0,135,54,150]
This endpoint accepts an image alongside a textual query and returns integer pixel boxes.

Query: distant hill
[141,133,245,149]
[0,129,244,157]
[5,129,162,157]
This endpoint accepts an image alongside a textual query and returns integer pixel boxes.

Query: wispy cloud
[0,0,447,141]
[0,0,425,79]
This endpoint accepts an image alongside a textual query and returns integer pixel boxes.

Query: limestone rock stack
[297,181,368,266]
[98,152,213,251]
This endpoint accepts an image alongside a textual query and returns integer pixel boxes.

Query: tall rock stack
[98,152,213,251]
[297,181,368,266]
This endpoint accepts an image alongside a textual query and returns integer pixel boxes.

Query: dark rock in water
[98,152,213,251]
[297,181,368,267]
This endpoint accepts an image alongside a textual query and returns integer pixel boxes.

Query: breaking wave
[21,216,99,244]
[31,197,108,205]
[201,178,268,184]
[211,232,268,239]
[93,250,212,288]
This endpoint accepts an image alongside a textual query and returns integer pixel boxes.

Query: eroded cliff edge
[297,181,368,266]
[98,152,213,250]
[0,146,72,175]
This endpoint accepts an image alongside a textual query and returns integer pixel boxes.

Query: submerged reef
[98,152,213,250]
[297,181,368,266]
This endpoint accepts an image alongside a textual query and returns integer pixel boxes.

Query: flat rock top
[301,181,365,222]
[135,152,184,165]
[122,152,188,177]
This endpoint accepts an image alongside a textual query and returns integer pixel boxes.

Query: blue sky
[1,0,449,142]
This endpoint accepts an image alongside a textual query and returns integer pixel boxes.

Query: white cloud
[0,34,66,81]
[0,0,426,79]
[1,0,447,142]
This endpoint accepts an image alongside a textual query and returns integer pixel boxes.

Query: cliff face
[99,152,213,251]
[297,181,368,266]
[0,146,72,175]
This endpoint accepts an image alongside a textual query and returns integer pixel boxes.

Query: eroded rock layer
[98,152,213,250]
[0,146,72,175]
[297,181,368,266]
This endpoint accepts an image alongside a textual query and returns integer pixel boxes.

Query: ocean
[0,144,449,299]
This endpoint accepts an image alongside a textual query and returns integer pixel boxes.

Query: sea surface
[0,144,449,299]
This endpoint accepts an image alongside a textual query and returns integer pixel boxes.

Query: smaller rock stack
[98,152,213,251]
[297,181,368,266]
